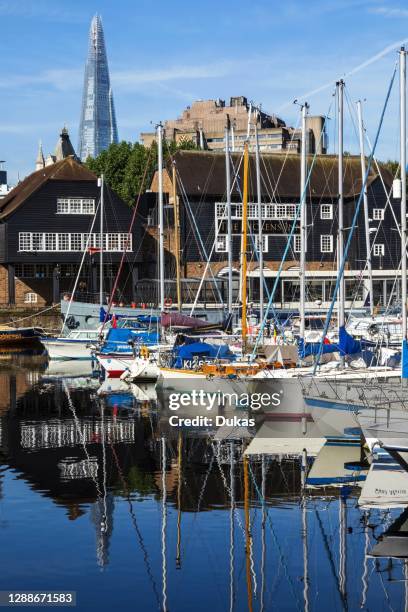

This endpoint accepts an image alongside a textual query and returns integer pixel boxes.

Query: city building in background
[78,14,118,161]
[141,96,328,154]
[0,161,10,199]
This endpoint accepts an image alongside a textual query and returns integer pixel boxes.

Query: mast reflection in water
[0,357,407,611]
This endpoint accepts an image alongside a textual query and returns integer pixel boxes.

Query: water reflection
[0,359,407,610]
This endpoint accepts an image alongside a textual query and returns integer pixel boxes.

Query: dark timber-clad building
[0,156,141,307]
[147,150,399,310]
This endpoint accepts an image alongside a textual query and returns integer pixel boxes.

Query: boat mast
[300,103,309,342]
[357,100,374,317]
[254,117,264,327]
[337,81,345,333]
[161,437,168,611]
[260,455,266,612]
[243,455,253,612]
[229,443,235,612]
[400,47,408,379]
[176,432,182,568]
[301,448,309,612]
[225,118,233,316]
[339,494,347,604]
[99,174,104,307]
[157,123,165,312]
[241,142,249,351]
[172,162,182,312]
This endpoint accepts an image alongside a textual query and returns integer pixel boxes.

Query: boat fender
[65,316,79,329]
[140,346,149,359]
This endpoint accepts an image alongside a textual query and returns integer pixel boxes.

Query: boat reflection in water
[0,359,407,611]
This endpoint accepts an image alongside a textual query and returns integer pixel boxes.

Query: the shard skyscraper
[78,15,119,160]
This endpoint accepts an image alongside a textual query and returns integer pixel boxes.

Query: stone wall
[0,265,50,308]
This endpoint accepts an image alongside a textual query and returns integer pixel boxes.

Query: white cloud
[0,59,244,94]
[369,6,408,18]
[0,69,83,91]
[112,60,245,89]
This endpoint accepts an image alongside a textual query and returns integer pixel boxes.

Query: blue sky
[1,0,408,183]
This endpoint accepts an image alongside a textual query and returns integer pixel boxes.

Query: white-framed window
[373,208,384,221]
[44,233,56,251]
[24,292,38,304]
[56,198,95,215]
[18,232,133,252]
[82,199,95,214]
[373,243,385,256]
[320,234,333,253]
[58,234,70,251]
[215,235,228,252]
[248,204,258,218]
[70,234,83,251]
[19,233,31,251]
[320,204,333,220]
[216,203,227,218]
[106,233,120,252]
[293,235,301,253]
[32,233,43,251]
[56,199,69,214]
[215,202,297,221]
[119,233,132,251]
[255,234,268,253]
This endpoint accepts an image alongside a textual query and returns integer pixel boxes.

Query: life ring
[164,297,172,308]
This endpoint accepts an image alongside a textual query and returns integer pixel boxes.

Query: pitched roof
[155,150,393,199]
[0,156,97,220]
[54,127,78,162]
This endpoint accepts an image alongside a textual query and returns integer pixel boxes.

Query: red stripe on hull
[106,370,125,378]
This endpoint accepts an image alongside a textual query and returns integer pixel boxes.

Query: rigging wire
[312,61,398,373]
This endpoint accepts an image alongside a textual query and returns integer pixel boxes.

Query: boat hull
[41,338,93,360]
[0,327,43,346]
[96,355,133,378]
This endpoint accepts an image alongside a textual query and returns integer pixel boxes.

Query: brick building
[141,96,327,155]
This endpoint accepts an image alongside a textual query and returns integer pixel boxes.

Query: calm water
[0,355,406,611]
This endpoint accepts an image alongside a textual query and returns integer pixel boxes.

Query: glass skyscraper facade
[78,15,119,161]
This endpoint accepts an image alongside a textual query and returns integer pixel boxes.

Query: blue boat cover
[172,341,236,369]
[298,325,363,359]
[99,307,158,326]
[100,328,159,354]
[402,339,408,379]
[137,315,160,324]
[105,393,134,409]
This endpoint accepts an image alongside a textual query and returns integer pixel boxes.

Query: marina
[3,2,408,610]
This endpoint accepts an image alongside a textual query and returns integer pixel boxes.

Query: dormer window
[57,198,95,214]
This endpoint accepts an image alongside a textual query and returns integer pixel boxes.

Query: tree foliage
[382,159,400,178]
[85,138,197,206]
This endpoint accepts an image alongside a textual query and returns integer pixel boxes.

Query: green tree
[382,159,400,178]
[85,138,198,206]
